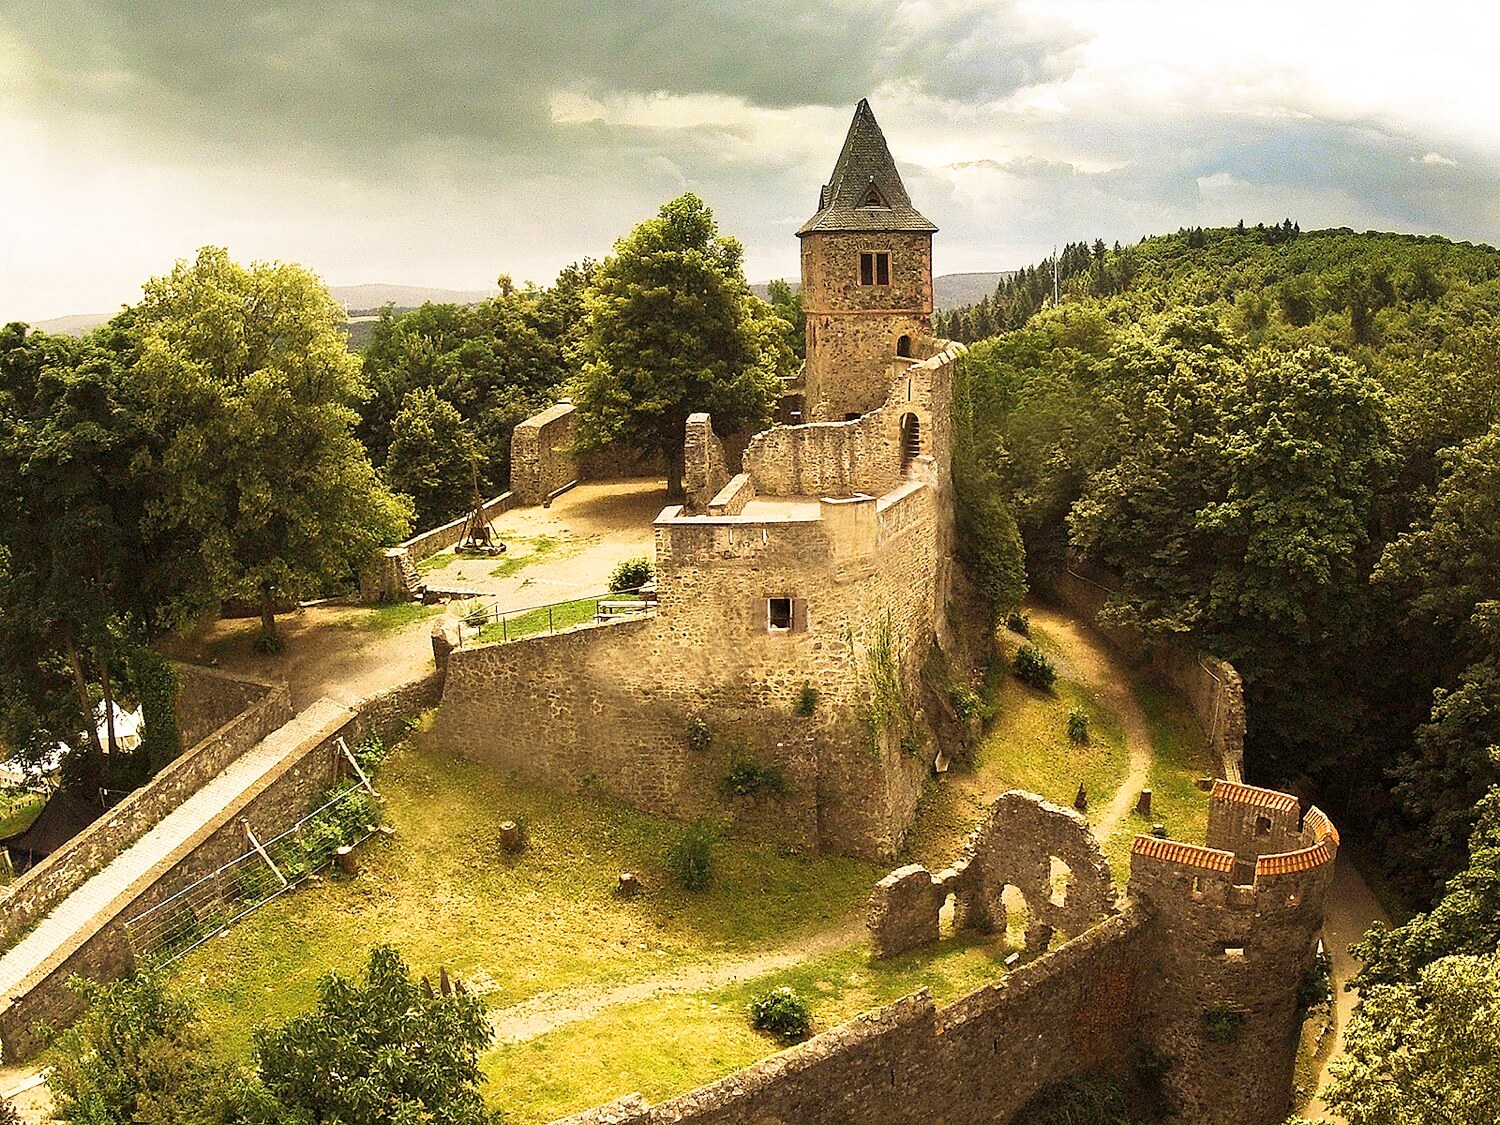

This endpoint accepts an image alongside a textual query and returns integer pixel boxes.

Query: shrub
[1203,1006,1247,1042]
[686,716,712,753]
[1013,644,1056,691]
[1067,707,1090,744]
[748,986,812,1042]
[0,1097,19,1125]
[1006,610,1031,637]
[255,945,501,1124]
[47,975,268,1123]
[722,761,787,797]
[948,683,982,721]
[608,556,653,592]
[352,733,387,772]
[794,683,819,717]
[665,822,717,891]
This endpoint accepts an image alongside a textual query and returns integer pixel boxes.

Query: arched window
[899,413,921,469]
[897,334,912,357]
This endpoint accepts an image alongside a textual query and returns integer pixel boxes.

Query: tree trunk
[66,639,104,758]
[100,655,119,757]
[260,589,279,645]
[665,439,685,501]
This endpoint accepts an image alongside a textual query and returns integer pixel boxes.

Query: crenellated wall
[551,907,1152,1125]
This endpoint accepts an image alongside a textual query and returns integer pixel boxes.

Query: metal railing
[123,777,379,970]
[452,584,654,649]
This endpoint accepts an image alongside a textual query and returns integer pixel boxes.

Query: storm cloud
[1,0,1497,321]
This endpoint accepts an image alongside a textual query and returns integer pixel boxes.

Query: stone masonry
[550,783,1335,1125]
[431,102,967,860]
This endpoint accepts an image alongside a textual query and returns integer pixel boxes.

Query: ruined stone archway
[951,791,1118,940]
[867,791,1119,959]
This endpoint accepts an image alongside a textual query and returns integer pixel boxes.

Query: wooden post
[499,820,523,853]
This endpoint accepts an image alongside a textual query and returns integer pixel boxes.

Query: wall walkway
[0,699,355,1060]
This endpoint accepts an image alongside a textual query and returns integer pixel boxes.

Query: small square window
[768,597,793,631]
[859,251,890,286]
[1255,816,1273,836]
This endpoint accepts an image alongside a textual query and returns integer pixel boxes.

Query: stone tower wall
[800,231,933,420]
[1128,786,1338,1125]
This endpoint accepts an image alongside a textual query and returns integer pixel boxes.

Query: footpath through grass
[168,728,879,1061]
[485,934,1039,1123]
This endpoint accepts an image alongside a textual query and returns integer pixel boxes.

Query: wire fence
[124,779,381,970]
[452,584,654,649]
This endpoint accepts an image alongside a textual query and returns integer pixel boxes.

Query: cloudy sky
[3,0,1498,322]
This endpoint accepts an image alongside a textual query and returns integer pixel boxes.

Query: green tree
[1325,953,1500,1124]
[766,278,805,360]
[130,248,412,647]
[0,325,151,786]
[573,194,789,498]
[254,944,500,1125]
[48,974,269,1125]
[383,387,477,527]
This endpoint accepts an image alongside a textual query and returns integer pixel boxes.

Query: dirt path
[1304,853,1392,1121]
[1025,605,1154,843]
[489,920,866,1045]
[161,480,665,712]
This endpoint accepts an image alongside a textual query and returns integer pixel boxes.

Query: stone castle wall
[0,675,444,1061]
[800,231,933,420]
[431,480,943,859]
[1129,783,1338,1124]
[511,402,580,506]
[0,667,291,957]
[552,906,1152,1125]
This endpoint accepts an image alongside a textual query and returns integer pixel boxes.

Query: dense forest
[945,224,1500,1119]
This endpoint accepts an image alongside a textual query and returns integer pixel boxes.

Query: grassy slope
[167,616,1215,1120]
[171,732,879,1060]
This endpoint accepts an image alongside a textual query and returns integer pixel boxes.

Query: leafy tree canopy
[572,193,791,497]
[129,247,412,645]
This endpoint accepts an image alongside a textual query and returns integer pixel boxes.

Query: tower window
[767,597,794,631]
[859,252,890,286]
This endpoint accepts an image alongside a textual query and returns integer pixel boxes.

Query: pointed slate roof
[798,99,937,236]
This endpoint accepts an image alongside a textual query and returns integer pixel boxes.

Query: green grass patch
[1100,681,1216,882]
[416,551,461,576]
[0,789,44,839]
[482,934,1032,1123]
[168,732,880,1061]
[488,534,571,580]
[901,652,1130,869]
[473,594,602,645]
[205,622,259,661]
[339,601,445,635]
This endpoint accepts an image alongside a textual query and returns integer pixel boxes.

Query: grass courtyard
[164,610,1216,1122]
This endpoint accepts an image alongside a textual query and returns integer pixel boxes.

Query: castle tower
[1128,781,1338,1125]
[798,100,937,422]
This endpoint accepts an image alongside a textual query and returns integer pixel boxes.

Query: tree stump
[617,872,641,897]
[335,845,357,877]
[499,820,523,854]
[1135,788,1153,818]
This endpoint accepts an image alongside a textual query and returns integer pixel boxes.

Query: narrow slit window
[859,252,890,286]
[768,597,794,631]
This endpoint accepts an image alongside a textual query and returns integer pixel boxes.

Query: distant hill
[751,272,1013,313]
[30,274,1009,339]
[27,283,499,337]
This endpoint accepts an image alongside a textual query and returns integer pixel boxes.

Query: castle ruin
[434,98,962,859]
